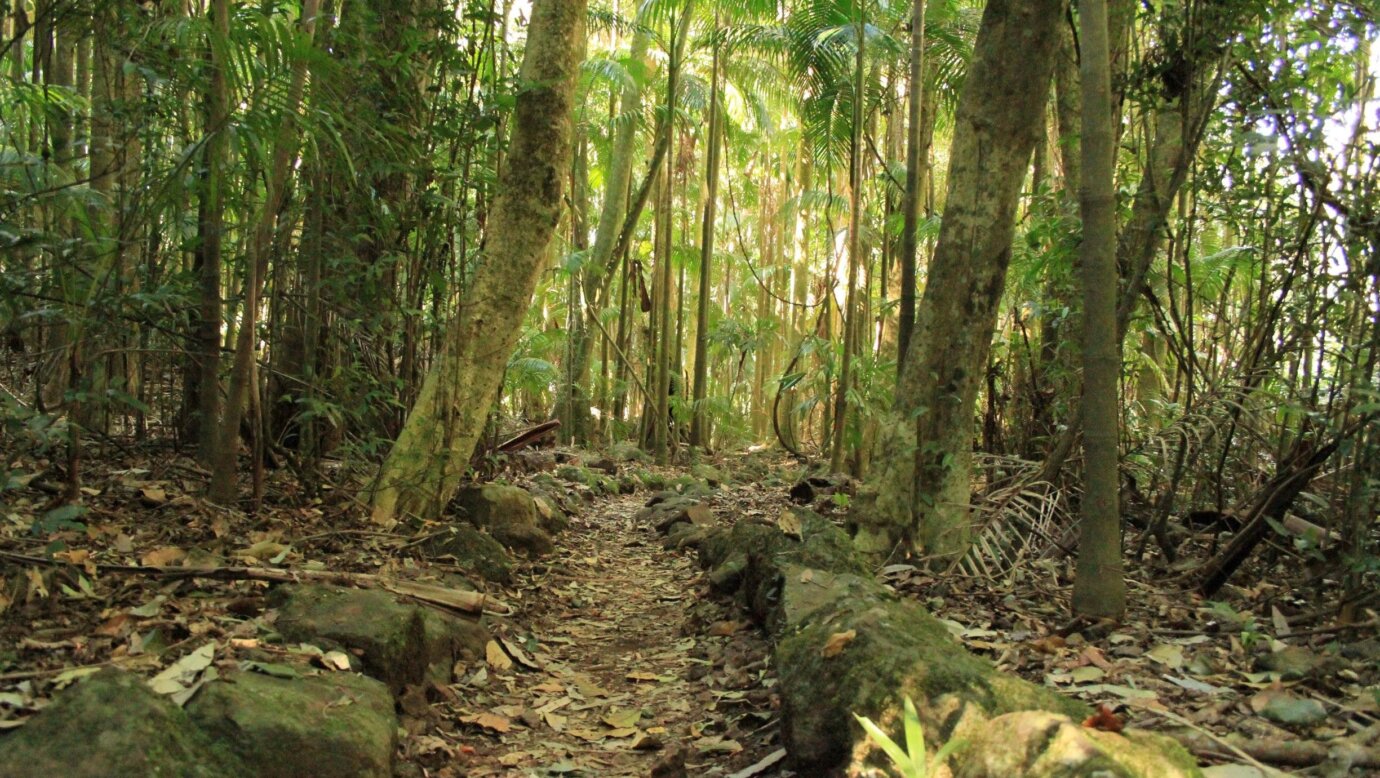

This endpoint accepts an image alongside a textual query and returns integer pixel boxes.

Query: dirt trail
[435,491,783,777]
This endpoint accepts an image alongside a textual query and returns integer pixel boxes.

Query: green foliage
[853,696,964,778]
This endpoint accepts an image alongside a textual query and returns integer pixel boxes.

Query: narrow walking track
[430,491,783,777]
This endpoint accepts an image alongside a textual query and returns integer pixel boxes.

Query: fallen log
[693,510,1200,776]
[0,549,506,616]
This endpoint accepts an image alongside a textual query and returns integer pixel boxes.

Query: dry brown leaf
[708,620,739,637]
[777,510,803,540]
[141,547,187,567]
[94,613,131,637]
[486,640,514,672]
[821,629,856,658]
[465,711,511,733]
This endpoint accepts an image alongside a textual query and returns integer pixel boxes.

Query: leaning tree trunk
[369,0,586,525]
[851,0,1062,561]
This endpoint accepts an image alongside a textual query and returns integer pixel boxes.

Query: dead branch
[0,549,508,616]
[1168,729,1380,770]
[495,419,561,453]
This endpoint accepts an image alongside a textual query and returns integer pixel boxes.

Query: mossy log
[697,511,1201,776]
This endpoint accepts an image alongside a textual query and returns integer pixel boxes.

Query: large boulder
[271,584,487,693]
[187,670,397,778]
[0,669,243,777]
[425,524,514,583]
[453,484,554,557]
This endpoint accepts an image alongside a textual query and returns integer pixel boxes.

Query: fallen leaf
[603,709,641,729]
[148,643,215,695]
[486,640,514,672]
[708,620,739,637]
[1070,666,1105,683]
[235,540,288,562]
[499,636,541,669]
[777,510,803,540]
[464,712,511,734]
[1081,704,1123,733]
[1270,606,1291,637]
[821,629,856,658]
[139,486,168,506]
[321,650,352,671]
[1145,643,1184,669]
[95,612,132,637]
[140,547,186,567]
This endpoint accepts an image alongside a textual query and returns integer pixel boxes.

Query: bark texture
[852,0,1063,560]
[1071,0,1127,618]
[369,0,587,524]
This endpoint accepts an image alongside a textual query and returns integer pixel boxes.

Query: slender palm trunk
[1071,0,1126,618]
[689,28,722,450]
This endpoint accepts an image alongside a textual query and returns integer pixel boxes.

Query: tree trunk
[851,0,1062,561]
[369,0,586,524]
[830,14,866,473]
[689,29,722,450]
[897,0,927,370]
[1071,0,1126,619]
[561,26,652,443]
[208,0,320,504]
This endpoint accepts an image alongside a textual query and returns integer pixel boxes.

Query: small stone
[1255,646,1326,680]
[1258,693,1327,726]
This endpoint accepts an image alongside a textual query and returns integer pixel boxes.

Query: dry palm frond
[955,454,1074,581]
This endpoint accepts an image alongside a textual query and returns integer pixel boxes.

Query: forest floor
[426,488,785,776]
[0,445,1377,776]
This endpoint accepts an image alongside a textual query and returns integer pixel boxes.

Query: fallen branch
[494,419,561,453]
[0,550,509,616]
[1167,729,1380,770]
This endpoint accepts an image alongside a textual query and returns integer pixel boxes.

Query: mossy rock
[453,483,554,557]
[635,470,669,491]
[691,463,727,486]
[527,477,580,518]
[696,511,1105,775]
[187,670,397,778]
[953,711,1200,777]
[530,492,571,534]
[634,496,715,534]
[0,668,243,777]
[555,464,591,485]
[610,441,650,463]
[271,584,487,694]
[425,524,514,583]
[774,570,1085,770]
[671,475,714,499]
[698,510,866,628]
